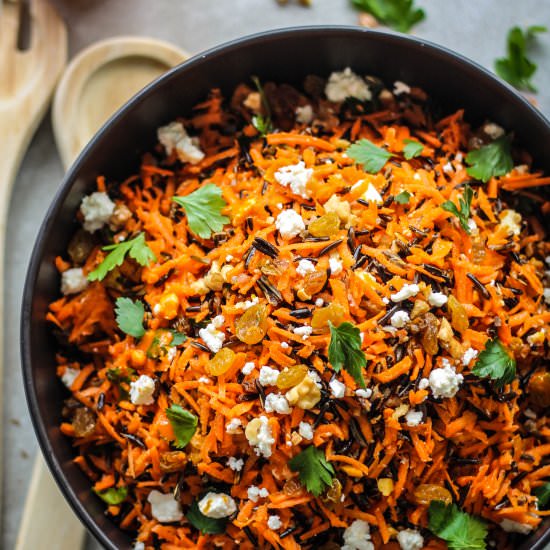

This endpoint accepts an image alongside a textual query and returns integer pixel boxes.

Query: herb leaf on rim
[350,0,425,33]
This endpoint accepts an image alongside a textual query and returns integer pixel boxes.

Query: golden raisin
[528,371,550,407]
[308,212,340,238]
[413,484,452,506]
[447,295,469,333]
[300,270,327,298]
[311,302,346,330]
[421,313,439,355]
[322,478,342,505]
[235,304,269,344]
[207,347,235,376]
[72,407,96,438]
[160,451,187,473]
[276,364,308,390]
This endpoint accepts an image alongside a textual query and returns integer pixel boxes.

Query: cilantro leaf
[350,0,425,33]
[88,233,156,282]
[429,501,488,550]
[252,115,273,137]
[288,445,335,496]
[495,26,547,92]
[347,139,393,174]
[328,321,367,388]
[472,338,516,389]
[395,190,411,204]
[115,298,146,339]
[172,184,230,239]
[106,366,136,399]
[441,184,474,233]
[535,482,550,510]
[465,136,513,182]
[166,404,198,448]
[169,330,187,346]
[403,139,423,160]
[94,486,128,505]
[187,498,227,534]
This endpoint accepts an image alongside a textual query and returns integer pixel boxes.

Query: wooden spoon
[15,36,188,550]
[0,0,66,535]
[53,35,189,168]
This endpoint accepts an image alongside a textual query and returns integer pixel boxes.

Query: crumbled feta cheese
[61,367,79,389]
[500,519,534,534]
[198,315,225,353]
[361,183,383,205]
[296,259,316,277]
[397,528,424,550]
[235,296,260,310]
[275,209,306,239]
[308,370,323,387]
[280,341,290,349]
[61,267,88,295]
[274,161,313,199]
[147,490,183,523]
[390,310,410,328]
[356,388,372,399]
[259,366,280,386]
[293,325,313,340]
[315,298,324,307]
[80,192,115,232]
[267,514,282,530]
[443,161,454,174]
[329,379,346,398]
[405,409,423,427]
[429,364,464,398]
[329,254,343,275]
[341,519,374,550]
[325,68,371,103]
[298,421,314,440]
[129,375,155,406]
[483,122,505,140]
[227,456,244,472]
[544,288,550,306]
[245,416,275,458]
[499,209,522,236]
[418,377,430,390]
[167,347,177,362]
[242,362,256,375]
[226,254,233,262]
[428,291,448,307]
[467,218,478,234]
[264,393,292,414]
[393,80,411,96]
[198,492,237,518]
[157,121,205,165]
[133,542,145,550]
[247,485,269,502]
[295,105,314,124]
[198,376,211,384]
[462,347,478,366]
[243,92,261,112]
[391,284,420,302]
[226,418,242,434]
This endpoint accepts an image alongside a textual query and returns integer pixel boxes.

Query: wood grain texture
[0,0,66,539]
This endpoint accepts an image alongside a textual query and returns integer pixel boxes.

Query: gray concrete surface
[2,0,549,548]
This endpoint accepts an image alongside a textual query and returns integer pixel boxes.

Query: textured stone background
[3,1,549,548]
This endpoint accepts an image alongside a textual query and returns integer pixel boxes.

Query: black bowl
[22,26,550,549]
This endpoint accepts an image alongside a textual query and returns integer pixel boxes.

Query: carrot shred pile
[48,74,550,549]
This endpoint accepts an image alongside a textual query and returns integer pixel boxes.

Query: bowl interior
[22,26,550,549]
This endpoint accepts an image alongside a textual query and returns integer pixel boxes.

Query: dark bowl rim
[21,25,550,550]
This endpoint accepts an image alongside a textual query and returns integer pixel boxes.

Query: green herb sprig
[328,321,367,387]
[472,338,516,388]
[350,0,425,33]
[288,445,335,496]
[346,139,393,174]
[441,184,474,234]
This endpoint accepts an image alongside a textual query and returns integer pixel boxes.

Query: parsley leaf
[172,184,230,239]
[115,297,146,339]
[395,190,412,204]
[166,404,198,448]
[403,139,423,159]
[169,330,187,346]
[88,232,156,282]
[472,338,516,389]
[350,0,425,33]
[535,482,550,510]
[429,501,488,550]
[347,139,393,174]
[328,321,367,388]
[465,136,513,182]
[441,184,474,233]
[288,445,335,496]
[252,115,273,137]
[94,486,128,505]
[495,26,547,92]
[187,498,227,534]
